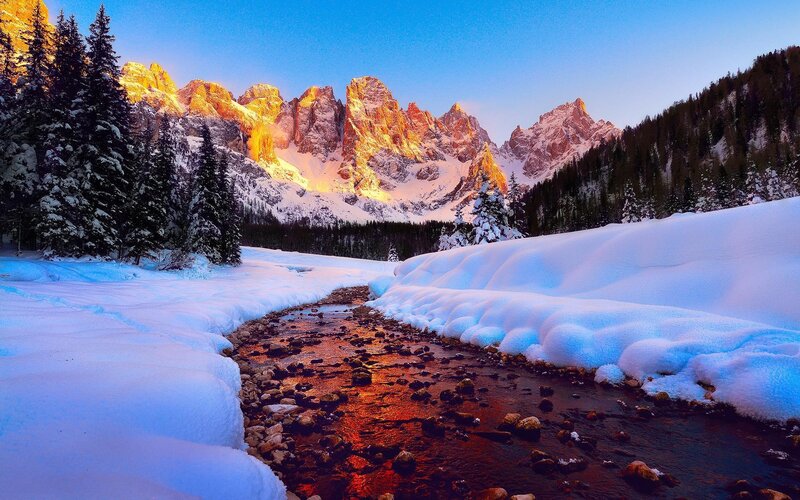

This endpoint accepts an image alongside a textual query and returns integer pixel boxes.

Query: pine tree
[0,17,18,241]
[470,174,522,245]
[437,205,469,251]
[745,162,766,204]
[78,6,132,257]
[189,125,222,262]
[507,172,525,231]
[781,159,799,198]
[216,153,242,265]
[124,125,167,264]
[764,165,784,201]
[716,166,734,208]
[620,181,641,223]
[387,245,399,262]
[3,1,50,253]
[37,13,88,257]
[153,117,187,249]
[695,169,721,212]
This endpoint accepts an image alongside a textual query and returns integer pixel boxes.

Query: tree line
[0,5,241,265]
[522,47,800,235]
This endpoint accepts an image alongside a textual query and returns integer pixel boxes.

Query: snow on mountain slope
[369,198,800,421]
[500,98,621,183]
[0,248,394,498]
[121,62,617,224]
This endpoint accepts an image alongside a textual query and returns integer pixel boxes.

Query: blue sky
[50,0,800,141]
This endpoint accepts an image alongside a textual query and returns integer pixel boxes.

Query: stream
[227,287,799,499]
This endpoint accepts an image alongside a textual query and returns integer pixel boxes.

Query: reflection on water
[237,291,799,499]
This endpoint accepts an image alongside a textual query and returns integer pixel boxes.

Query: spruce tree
[189,125,222,262]
[153,117,187,249]
[387,245,399,262]
[620,181,641,223]
[78,6,132,257]
[216,153,242,265]
[437,205,469,251]
[764,165,784,201]
[37,14,88,256]
[470,175,522,245]
[716,166,734,208]
[3,1,50,252]
[682,177,696,212]
[745,163,766,204]
[125,125,166,264]
[0,17,17,240]
[695,170,720,213]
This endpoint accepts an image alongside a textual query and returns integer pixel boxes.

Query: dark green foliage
[242,219,448,261]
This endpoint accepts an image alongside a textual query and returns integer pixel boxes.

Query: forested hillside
[522,47,800,235]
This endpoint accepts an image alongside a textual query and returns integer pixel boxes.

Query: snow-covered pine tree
[153,116,187,249]
[78,6,132,257]
[695,169,721,212]
[387,245,399,262]
[0,17,17,241]
[716,166,735,208]
[3,2,50,253]
[216,153,242,265]
[764,165,784,201]
[507,172,525,231]
[38,14,88,257]
[470,174,522,245]
[745,162,766,204]
[189,125,222,262]
[620,181,641,223]
[124,124,167,264]
[782,159,799,198]
[437,205,469,251]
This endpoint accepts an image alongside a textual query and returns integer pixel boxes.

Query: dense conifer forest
[0,6,241,265]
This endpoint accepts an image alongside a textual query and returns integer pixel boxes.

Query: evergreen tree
[153,117,187,248]
[437,205,469,251]
[37,13,88,256]
[695,169,721,212]
[387,245,399,262]
[189,125,222,262]
[507,172,525,231]
[124,125,166,264]
[764,165,784,201]
[716,166,734,208]
[78,6,132,257]
[745,162,766,204]
[3,1,50,253]
[470,175,522,245]
[0,17,18,241]
[216,153,242,265]
[620,181,641,223]
[781,160,799,198]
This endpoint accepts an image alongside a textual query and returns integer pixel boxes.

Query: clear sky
[49,0,800,141]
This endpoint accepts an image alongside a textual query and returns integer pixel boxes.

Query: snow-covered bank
[369,198,800,421]
[0,248,393,499]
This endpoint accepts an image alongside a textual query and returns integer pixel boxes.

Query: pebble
[455,378,475,394]
[392,450,416,472]
[622,460,661,492]
[475,487,508,500]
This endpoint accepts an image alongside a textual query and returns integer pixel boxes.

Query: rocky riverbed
[225,287,799,499]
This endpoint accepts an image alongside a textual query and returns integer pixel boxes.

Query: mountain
[121,62,619,224]
[521,47,800,236]
[0,0,51,55]
[500,98,620,181]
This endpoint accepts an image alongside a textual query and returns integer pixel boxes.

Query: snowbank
[0,248,393,499]
[369,198,800,421]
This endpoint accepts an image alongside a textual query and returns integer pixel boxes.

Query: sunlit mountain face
[119,61,619,223]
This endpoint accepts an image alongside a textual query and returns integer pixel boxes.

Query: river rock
[475,487,508,500]
[455,378,475,394]
[622,460,661,492]
[509,495,536,500]
[393,450,416,472]
[514,416,542,440]
[538,398,554,412]
[498,413,522,430]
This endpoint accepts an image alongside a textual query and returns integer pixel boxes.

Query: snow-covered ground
[0,248,393,499]
[370,198,800,422]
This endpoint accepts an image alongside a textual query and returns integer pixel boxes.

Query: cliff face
[0,0,51,54]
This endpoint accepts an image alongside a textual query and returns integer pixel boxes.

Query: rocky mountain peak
[437,102,494,162]
[291,85,343,157]
[120,62,184,114]
[0,0,51,54]
[237,84,284,122]
[504,98,621,181]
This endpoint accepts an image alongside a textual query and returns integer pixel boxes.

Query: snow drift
[370,198,800,421]
[0,248,392,499]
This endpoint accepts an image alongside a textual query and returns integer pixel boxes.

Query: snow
[0,248,393,499]
[369,198,800,421]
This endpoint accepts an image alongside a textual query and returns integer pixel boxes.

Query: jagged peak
[238,83,282,106]
[298,85,336,108]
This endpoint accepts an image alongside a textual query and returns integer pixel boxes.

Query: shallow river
[229,287,799,499]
